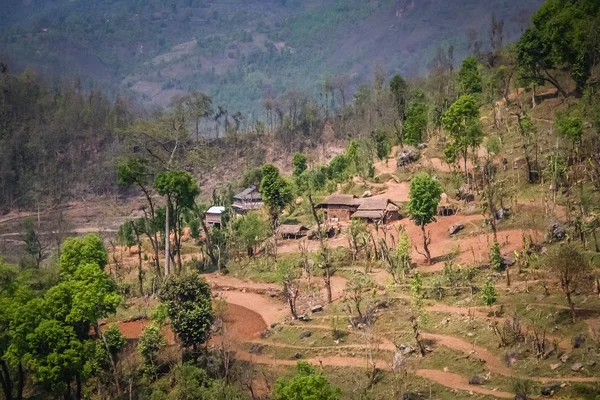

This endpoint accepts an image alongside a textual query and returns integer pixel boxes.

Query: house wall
[327,205,356,221]
[206,214,221,226]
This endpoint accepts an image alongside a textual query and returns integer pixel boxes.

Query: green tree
[0,262,28,400]
[154,170,199,274]
[273,362,341,400]
[550,243,591,322]
[327,155,349,182]
[391,230,412,283]
[232,212,270,257]
[158,273,214,351]
[390,74,408,120]
[117,156,162,278]
[481,279,497,310]
[390,74,409,145]
[21,217,45,267]
[407,172,442,264]
[517,0,600,95]
[441,95,483,180]
[556,114,584,148]
[259,164,293,229]
[59,234,108,278]
[403,91,428,146]
[372,126,392,161]
[138,324,165,380]
[45,263,121,336]
[292,152,308,177]
[489,240,502,271]
[458,56,482,95]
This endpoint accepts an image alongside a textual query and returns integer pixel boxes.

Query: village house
[205,206,225,229]
[316,194,361,222]
[279,224,310,239]
[232,186,263,214]
[352,198,400,224]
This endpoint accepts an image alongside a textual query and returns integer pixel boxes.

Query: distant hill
[1,0,544,114]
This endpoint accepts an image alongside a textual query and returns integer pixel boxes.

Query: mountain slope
[1,0,544,113]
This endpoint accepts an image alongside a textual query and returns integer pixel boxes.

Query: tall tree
[550,243,591,322]
[441,95,483,181]
[259,164,293,231]
[458,56,483,95]
[117,157,162,278]
[273,362,341,400]
[154,170,199,274]
[158,273,214,352]
[407,172,442,264]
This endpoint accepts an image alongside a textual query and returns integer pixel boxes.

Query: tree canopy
[273,362,341,400]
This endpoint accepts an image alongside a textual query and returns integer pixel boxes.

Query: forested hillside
[2,0,543,113]
[1,0,600,400]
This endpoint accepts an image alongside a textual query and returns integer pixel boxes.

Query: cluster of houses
[205,187,401,240]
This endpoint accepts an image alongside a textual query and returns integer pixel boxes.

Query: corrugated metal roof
[206,206,226,214]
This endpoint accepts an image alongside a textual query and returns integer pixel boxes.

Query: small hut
[279,224,310,239]
[205,206,225,228]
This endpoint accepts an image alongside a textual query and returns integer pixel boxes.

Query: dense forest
[1,0,600,399]
[1,0,545,113]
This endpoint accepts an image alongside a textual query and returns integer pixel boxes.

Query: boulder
[541,383,560,396]
[402,392,423,400]
[468,375,486,385]
[392,351,406,371]
[299,331,312,339]
[294,353,303,359]
[571,362,583,371]
[248,343,265,355]
[457,184,475,202]
[297,314,311,322]
[311,304,323,313]
[494,207,510,220]
[417,143,428,150]
[362,190,373,198]
[572,334,585,349]
[501,253,516,267]
[396,146,420,167]
[548,222,566,242]
[560,353,570,363]
[550,363,561,370]
[587,360,596,367]
[448,224,464,236]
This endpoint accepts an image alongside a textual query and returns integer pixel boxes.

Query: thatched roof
[234,186,262,201]
[352,210,386,220]
[316,194,360,208]
[357,198,399,211]
[279,224,309,236]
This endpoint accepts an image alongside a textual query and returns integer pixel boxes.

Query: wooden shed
[316,194,360,222]
[279,224,310,239]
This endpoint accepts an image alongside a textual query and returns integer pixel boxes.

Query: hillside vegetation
[1,0,600,400]
[1,0,544,112]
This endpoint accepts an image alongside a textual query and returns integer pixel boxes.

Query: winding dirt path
[416,370,514,398]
